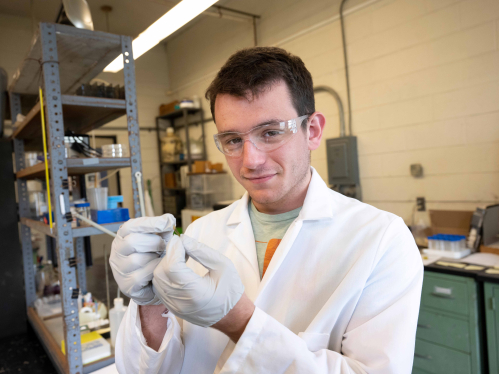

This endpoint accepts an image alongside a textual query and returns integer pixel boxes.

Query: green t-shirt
[248,200,302,278]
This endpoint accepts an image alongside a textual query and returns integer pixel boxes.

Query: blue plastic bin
[107,196,124,209]
[91,208,129,224]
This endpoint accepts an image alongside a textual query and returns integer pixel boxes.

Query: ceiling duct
[59,0,94,30]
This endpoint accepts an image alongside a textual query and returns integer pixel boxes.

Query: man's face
[214,81,313,211]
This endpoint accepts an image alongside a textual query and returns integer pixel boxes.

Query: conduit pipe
[314,85,346,137]
[340,0,352,136]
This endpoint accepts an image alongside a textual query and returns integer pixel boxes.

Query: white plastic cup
[87,187,108,210]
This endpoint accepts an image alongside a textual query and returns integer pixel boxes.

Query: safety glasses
[213,114,310,157]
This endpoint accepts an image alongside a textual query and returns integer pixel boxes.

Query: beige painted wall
[166,0,499,225]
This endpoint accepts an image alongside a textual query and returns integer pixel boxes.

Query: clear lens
[214,115,309,156]
[253,122,287,145]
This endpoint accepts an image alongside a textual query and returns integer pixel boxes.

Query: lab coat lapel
[226,193,260,298]
[255,219,303,301]
[255,168,334,301]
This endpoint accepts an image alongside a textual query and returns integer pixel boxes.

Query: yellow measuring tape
[39,87,53,232]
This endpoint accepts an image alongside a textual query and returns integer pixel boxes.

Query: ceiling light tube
[104,0,219,73]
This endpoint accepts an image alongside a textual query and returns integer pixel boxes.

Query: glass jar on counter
[74,202,90,226]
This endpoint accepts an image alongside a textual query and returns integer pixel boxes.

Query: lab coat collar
[226,166,334,226]
[298,166,335,221]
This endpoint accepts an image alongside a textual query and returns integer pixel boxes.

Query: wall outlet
[410,164,423,178]
[416,197,426,212]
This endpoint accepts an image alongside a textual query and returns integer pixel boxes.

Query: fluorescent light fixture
[104,0,219,73]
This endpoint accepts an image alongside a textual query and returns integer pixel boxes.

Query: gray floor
[0,326,57,373]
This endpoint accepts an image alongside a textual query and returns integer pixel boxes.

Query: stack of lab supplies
[423,234,470,259]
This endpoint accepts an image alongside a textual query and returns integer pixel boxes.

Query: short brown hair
[205,47,315,122]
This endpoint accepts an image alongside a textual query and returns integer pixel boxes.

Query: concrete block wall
[166,0,499,224]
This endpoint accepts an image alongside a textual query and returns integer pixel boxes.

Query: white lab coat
[115,167,423,374]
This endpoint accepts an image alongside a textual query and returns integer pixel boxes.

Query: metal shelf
[161,160,188,165]
[9,24,121,95]
[21,217,123,238]
[156,108,206,217]
[17,157,131,180]
[27,307,115,374]
[11,95,126,145]
[158,108,200,121]
[11,23,142,374]
[164,187,186,191]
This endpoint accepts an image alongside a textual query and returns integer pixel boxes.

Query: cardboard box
[480,245,499,256]
[159,100,179,116]
[210,163,223,172]
[164,172,177,188]
[193,161,211,173]
[429,210,473,236]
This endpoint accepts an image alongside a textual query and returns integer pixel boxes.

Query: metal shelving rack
[10,23,144,374]
[156,108,206,223]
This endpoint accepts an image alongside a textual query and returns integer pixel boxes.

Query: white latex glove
[152,235,244,327]
[110,214,176,305]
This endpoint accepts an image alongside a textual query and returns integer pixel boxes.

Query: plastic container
[25,152,41,167]
[186,173,232,210]
[161,128,183,162]
[75,202,90,226]
[188,173,231,194]
[107,195,123,209]
[34,294,62,318]
[102,144,129,158]
[427,234,466,252]
[91,208,130,224]
[70,204,78,228]
[28,180,47,218]
[187,191,229,210]
[87,187,108,210]
[109,298,127,348]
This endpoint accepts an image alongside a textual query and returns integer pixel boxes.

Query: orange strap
[262,239,282,277]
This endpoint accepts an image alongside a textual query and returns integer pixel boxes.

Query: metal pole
[253,16,258,46]
[200,110,207,161]
[11,93,37,309]
[121,35,144,218]
[314,86,346,137]
[184,109,192,172]
[40,22,82,373]
[75,237,87,295]
[156,117,166,214]
[340,0,353,136]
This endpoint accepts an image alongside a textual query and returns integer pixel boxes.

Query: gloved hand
[109,214,176,305]
[152,235,244,327]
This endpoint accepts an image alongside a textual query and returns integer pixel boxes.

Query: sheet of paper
[464,265,485,271]
[461,252,499,267]
[435,261,466,268]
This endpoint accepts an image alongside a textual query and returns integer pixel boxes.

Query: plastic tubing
[72,211,117,238]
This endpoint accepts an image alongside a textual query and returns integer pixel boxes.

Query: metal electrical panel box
[326,136,360,185]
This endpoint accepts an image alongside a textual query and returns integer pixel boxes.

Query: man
[110,47,423,374]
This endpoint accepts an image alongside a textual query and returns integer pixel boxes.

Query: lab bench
[414,261,499,374]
